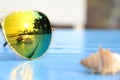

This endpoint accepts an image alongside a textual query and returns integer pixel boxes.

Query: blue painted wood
[0,29,120,80]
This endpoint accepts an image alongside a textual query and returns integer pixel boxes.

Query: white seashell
[80,47,120,75]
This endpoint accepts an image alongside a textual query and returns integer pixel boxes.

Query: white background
[0,0,86,28]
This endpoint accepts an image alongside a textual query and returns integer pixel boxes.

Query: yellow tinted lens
[3,11,52,60]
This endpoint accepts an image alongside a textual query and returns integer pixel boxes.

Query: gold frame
[0,10,54,60]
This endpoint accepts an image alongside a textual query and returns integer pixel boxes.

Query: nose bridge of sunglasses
[0,11,8,47]
[0,20,7,47]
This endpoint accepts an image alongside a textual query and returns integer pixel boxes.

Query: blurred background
[86,0,120,29]
[0,1,120,80]
[0,0,86,30]
[0,0,120,29]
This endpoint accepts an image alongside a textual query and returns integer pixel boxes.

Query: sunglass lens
[3,11,52,60]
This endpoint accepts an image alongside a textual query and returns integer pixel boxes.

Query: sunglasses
[0,10,52,60]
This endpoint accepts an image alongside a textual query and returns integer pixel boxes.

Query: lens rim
[1,10,52,60]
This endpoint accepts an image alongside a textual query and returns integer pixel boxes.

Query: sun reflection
[24,23,29,29]
[4,11,38,35]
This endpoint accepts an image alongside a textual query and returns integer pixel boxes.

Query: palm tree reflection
[15,14,51,44]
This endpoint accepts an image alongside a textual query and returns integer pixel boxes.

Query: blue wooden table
[1,29,120,80]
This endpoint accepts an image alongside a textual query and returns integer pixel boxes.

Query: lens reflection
[3,11,52,59]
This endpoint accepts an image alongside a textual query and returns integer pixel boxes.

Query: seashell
[80,47,120,75]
